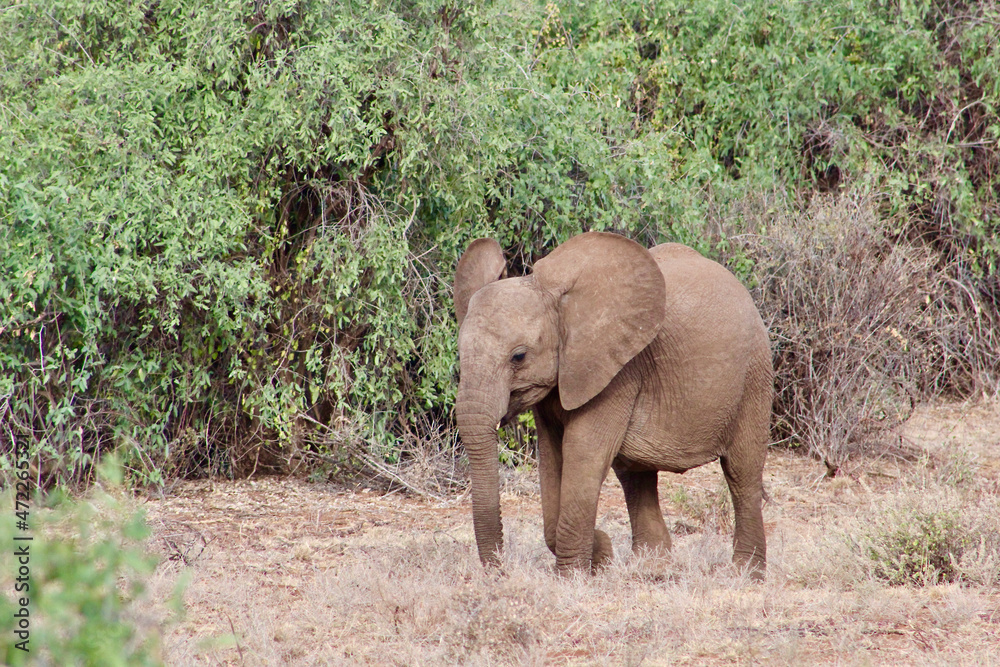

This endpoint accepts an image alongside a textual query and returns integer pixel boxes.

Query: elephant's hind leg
[535,408,563,557]
[720,422,767,580]
[613,465,672,555]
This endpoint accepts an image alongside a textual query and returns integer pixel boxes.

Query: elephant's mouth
[501,385,553,428]
[499,404,524,429]
[499,406,522,428]
[501,394,531,428]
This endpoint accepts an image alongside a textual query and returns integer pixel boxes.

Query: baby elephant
[454,232,772,578]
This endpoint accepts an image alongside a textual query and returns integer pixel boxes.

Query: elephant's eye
[511,351,526,364]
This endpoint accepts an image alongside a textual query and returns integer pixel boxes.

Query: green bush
[0,0,997,484]
[620,0,1000,260]
[863,506,967,586]
[0,462,171,665]
[853,490,1000,587]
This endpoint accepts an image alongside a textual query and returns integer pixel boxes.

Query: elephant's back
[648,243,764,337]
[648,242,701,262]
[645,241,770,391]
[648,242,743,289]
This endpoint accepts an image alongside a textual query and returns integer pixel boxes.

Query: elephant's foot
[630,541,672,580]
[631,527,672,555]
[554,530,615,574]
[733,549,766,582]
[591,529,613,572]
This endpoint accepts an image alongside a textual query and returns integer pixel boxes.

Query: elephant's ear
[454,238,508,327]
[532,232,665,411]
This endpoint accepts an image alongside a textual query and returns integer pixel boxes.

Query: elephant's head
[453,232,666,566]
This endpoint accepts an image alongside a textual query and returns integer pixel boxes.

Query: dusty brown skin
[454,232,772,577]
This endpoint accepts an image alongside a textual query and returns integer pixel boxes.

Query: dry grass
[121,400,1000,665]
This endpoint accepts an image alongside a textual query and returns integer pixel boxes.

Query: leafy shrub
[853,490,1000,587]
[0,461,172,665]
[0,0,997,485]
[617,0,1000,266]
[0,0,708,486]
[863,506,967,586]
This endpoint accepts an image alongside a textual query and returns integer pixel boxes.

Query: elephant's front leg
[552,405,629,574]
[536,408,614,571]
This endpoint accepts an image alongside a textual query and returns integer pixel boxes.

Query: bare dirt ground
[137,401,1000,665]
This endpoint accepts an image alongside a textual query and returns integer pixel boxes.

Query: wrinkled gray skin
[454,232,772,578]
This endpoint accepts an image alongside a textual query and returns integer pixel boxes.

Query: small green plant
[854,491,973,586]
[864,510,966,586]
[0,459,176,666]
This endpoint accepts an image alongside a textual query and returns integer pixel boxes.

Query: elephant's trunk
[455,380,508,567]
